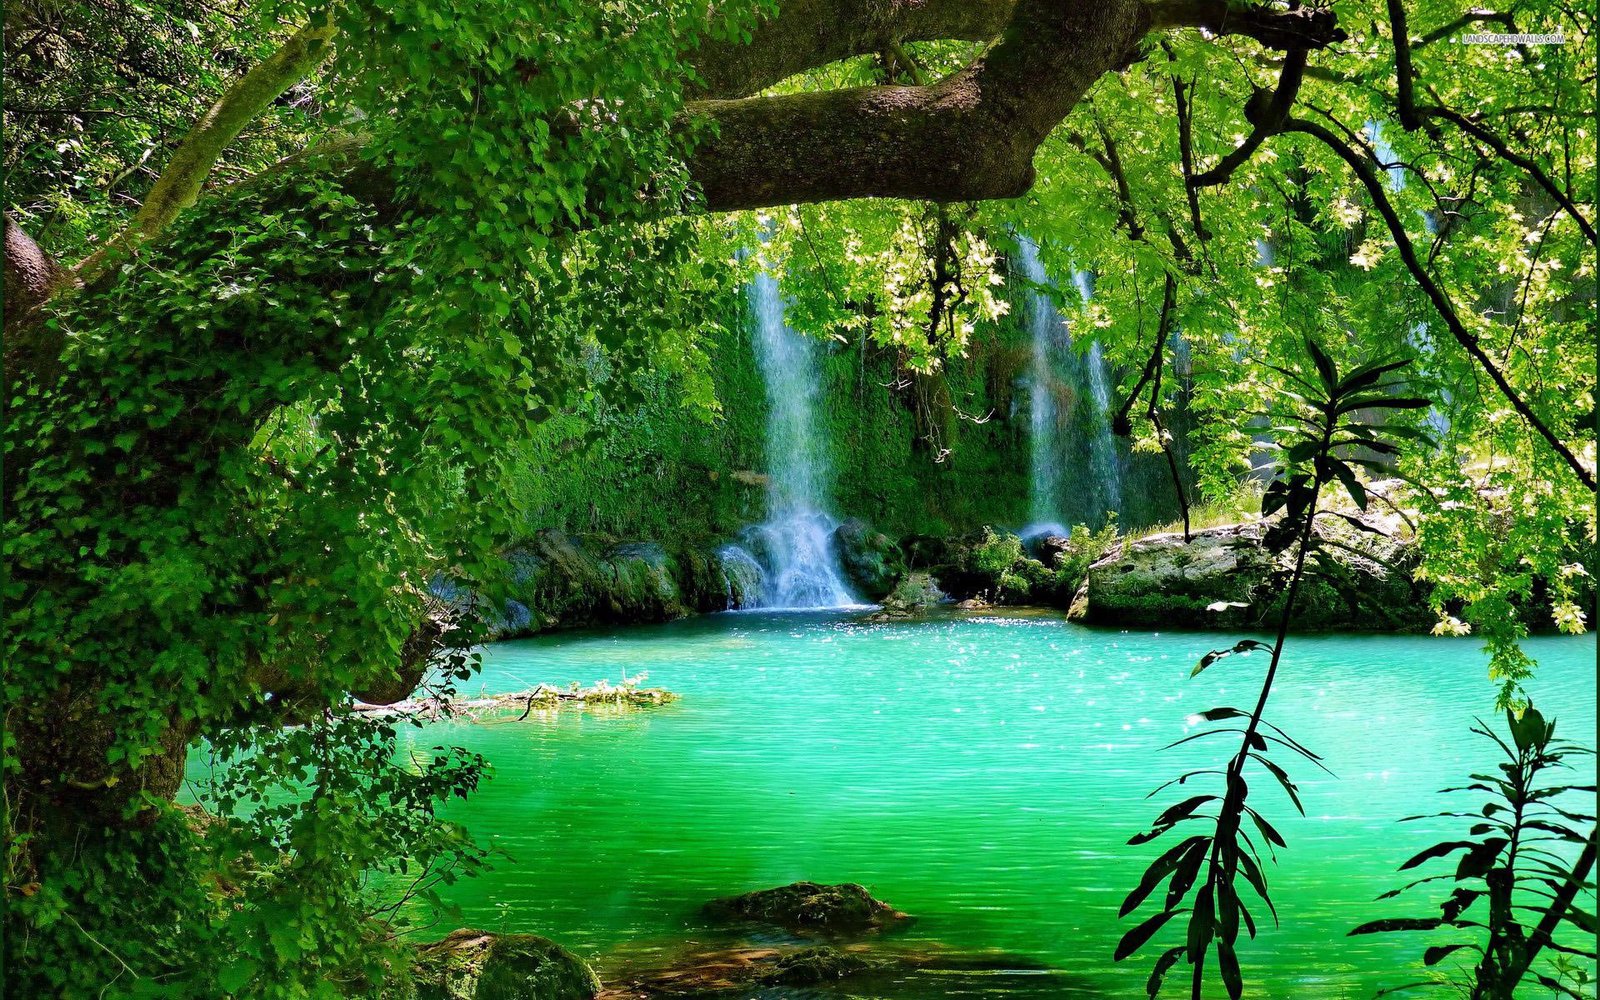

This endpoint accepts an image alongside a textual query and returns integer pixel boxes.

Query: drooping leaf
[1121,835,1209,917]
[1144,945,1186,999]
[1349,917,1446,935]
[1216,936,1244,1000]
[1422,943,1474,966]
[1115,907,1182,961]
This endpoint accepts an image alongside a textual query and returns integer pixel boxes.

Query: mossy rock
[758,946,873,985]
[411,929,600,1000]
[702,881,912,937]
[1081,521,1435,631]
[830,518,908,600]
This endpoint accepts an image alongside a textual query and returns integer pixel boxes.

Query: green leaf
[1350,917,1445,935]
[1116,907,1181,961]
[218,959,260,994]
[1305,338,1338,393]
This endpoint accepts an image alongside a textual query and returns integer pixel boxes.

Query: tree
[4,0,1593,995]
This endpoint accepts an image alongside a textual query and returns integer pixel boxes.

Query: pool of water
[397,611,1596,998]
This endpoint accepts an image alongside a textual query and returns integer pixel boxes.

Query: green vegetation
[3,0,1593,997]
[1353,705,1596,998]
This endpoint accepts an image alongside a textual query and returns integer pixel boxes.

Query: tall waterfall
[1017,238,1123,534]
[742,264,860,608]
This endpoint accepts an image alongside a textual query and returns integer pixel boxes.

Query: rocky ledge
[1077,519,1435,632]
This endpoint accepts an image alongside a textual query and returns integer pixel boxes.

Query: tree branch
[1148,0,1347,49]
[1385,2,1593,244]
[1417,104,1598,246]
[689,0,1016,99]
[74,16,337,284]
[686,0,1158,208]
[1189,49,1307,188]
[1283,116,1596,492]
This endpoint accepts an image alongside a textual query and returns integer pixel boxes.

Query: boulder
[412,930,600,1000]
[829,519,907,600]
[1032,534,1072,568]
[1079,521,1433,631]
[702,881,912,937]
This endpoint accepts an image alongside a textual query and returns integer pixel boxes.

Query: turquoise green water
[400,612,1596,998]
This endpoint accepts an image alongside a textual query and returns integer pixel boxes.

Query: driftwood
[351,677,678,723]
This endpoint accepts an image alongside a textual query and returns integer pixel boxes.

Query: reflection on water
[405,612,1596,999]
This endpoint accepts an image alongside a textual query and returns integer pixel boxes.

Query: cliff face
[497,296,1192,546]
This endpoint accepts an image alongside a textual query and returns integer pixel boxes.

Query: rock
[1080,521,1434,631]
[1033,534,1072,568]
[830,518,907,600]
[867,573,942,621]
[712,545,766,609]
[702,881,912,937]
[598,939,1078,999]
[412,929,600,1000]
[466,531,757,639]
[759,946,872,985]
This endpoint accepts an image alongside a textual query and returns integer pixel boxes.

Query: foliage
[936,522,1119,606]
[1351,705,1597,999]
[5,0,764,995]
[968,527,1026,578]
[1116,341,1431,998]
[3,0,324,258]
[4,0,1595,996]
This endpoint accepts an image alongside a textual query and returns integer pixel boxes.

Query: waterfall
[743,263,861,608]
[1016,237,1123,535]
[1077,273,1125,519]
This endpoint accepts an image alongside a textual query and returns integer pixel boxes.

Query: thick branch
[689,0,1016,98]
[75,17,337,284]
[1284,117,1596,492]
[687,0,1157,208]
[1190,49,1306,188]
[1149,0,1346,49]
[684,0,1347,207]
[1385,0,1422,129]
[3,213,63,333]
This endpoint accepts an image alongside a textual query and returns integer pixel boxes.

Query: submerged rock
[829,518,908,600]
[702,881,912,937]
[597,939,1071,999]
[759,946,872,986]
[411,929,600,1000]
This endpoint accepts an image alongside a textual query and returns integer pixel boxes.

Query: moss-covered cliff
[499,285,1191,545]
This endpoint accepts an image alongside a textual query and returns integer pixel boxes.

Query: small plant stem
[1190,414,1331,1000]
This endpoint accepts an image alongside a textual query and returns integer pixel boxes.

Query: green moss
[498,286,1194,549]
[409,931,600,1000]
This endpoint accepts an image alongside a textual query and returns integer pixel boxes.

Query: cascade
[1016,237,1124,535]
[738,261,861,608]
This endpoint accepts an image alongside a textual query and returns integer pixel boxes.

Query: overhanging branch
[1283,116,1596,492]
